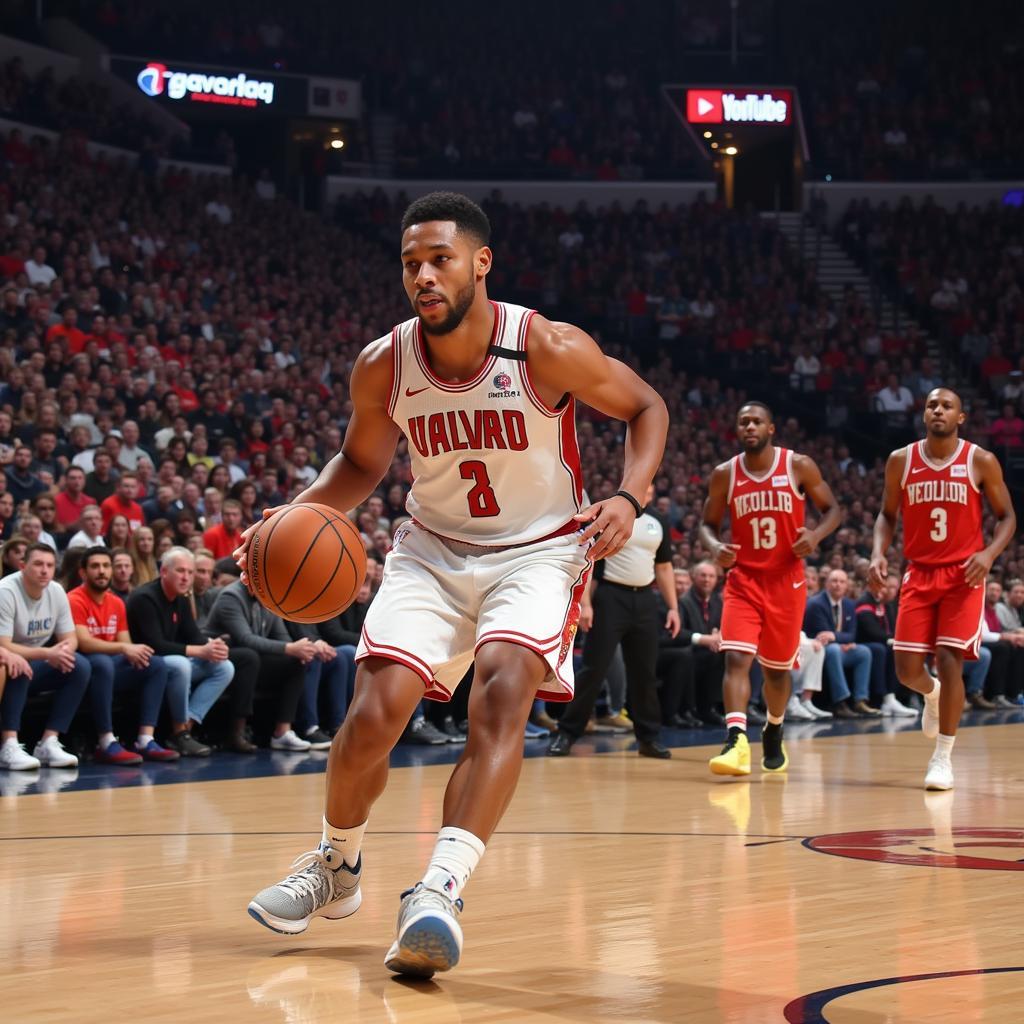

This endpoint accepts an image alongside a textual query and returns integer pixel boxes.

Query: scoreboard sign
[686,89,792,126]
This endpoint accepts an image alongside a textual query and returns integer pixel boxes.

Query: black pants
[692,648,725,716]
[656,647,695,722]
[558,582,662,743]
[983,641,1024,700]
[227,647,303,724]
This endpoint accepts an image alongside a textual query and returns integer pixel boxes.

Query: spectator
[1,536,27,578]
[69,546,179,763]
[141,484,183,525]
[679,561,726,725]
[105,514,131,551]
[853,587,917,716]
[981,580,1024,705]
[0,543,90,770]
[206,579,312,752]
[990,403,1024,451]
[805,568,876,718]
[190,550,221,628]
[5,445,46,506]
[67,505,106,551]
[202,498,244,559]
[0,492,14,542]
[100,471,144,533]
[126,547,235,757]
[129,526,158,585]
[84,450,118,505]
[32,496,61,549]
[15,513,57,553]
[55,466,92,532]
[110,547,135,600]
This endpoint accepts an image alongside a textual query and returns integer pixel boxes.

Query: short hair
[120,471,139,482]
[161,546,194,570]
[80,545,113,570]
[400,191,490,246]
[24,542,56,562]
[66,464,85,477]
[81,504,102,518]
[738,401,773,422]
[222,499,242,513]
[926,386,964,410]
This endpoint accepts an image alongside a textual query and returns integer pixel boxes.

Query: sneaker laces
[277,849,336,903]
[402,884,464,916]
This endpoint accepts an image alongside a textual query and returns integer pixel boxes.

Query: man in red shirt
[100,472,145,533]
[69,546,179,763]
[202,498,243,558]
[55,466,92,532]
[45,306,87,354]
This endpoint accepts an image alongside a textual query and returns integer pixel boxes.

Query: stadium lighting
[724,146,738,155]
[703,131,712,139]
[330,139,345,149]
[710,142,719,149]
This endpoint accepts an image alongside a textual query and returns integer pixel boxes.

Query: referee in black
[548,485,679,758]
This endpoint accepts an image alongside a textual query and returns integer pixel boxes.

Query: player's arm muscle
[699,464,730,549]
[296,339,401,512]
[871,450,905,563]
[794,454,842,543]
[976,449,1017,560]
[527,317,668,502]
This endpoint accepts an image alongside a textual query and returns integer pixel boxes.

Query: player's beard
[418,277,475,336]
[926,419,957,438]
[743,435,770,454]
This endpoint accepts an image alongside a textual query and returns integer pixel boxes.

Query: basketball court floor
[3,714,1023,1023]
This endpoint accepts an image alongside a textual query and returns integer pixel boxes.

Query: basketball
[246,503,367,623]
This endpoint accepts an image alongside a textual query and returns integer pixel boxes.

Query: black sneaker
[167,731,211,758]
[403,718,449,745]
[441,716,467,743]
[303,727,333,750]
[546,732,574,757]
[760,722,788,773]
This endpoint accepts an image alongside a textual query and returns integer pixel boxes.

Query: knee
[163,655,190,687]
[71,653,91,682]
[935,646,962,675]
[893,651,920,683]
[469,671,534,741]
[144,655,168,682]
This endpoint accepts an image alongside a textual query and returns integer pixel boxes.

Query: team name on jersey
[733,490,794,518]
[406,409,530,459]
[905,480,968,507]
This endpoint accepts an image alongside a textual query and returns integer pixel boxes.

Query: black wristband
[613,489,642,518]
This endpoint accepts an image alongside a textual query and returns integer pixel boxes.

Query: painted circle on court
[783,967,1024,1023]
[804,827,1024,870]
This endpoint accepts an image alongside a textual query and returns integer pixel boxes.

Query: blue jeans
[1,653,91,734]
[962,646,992,695]
[822,644,871,703]
[299,644,355,732]
[162,655,234,724]
[86,653,168,733]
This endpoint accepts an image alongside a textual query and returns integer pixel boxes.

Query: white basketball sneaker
[384,883,464,978]
[924,755,954,791]
[921,679,941,739]
[881,693,919,717]
[33,735,78,768]
[248,846,362,934]
[0,737,41,771]
[786,695,813,721]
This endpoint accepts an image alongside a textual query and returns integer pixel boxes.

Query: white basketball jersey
[386,300,583,545]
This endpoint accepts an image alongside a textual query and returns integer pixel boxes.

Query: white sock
[725,711,747,733]
[420,826,486,902]
[137,734,153,750]
[766,711,784,725]
[926,678,941,700]
[322,817,367,869]
[98,732,115,750]
[934,734,955,759]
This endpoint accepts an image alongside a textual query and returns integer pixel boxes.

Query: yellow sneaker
[709,731,751,776]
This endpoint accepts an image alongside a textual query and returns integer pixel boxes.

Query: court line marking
[0,829,813,842]
[783,966,1024,1023]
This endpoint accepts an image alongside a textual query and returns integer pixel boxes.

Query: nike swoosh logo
[911,467,926,474]
[734,479,749,488]
[405,386,430,397]
[793,580,805,588]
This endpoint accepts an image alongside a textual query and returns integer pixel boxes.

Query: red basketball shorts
[720,564,806,670]
[893,562,984,660]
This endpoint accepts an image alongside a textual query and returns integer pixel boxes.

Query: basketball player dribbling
[238,192,668,977]
[869,387,1016,790]
[700,402,841,776]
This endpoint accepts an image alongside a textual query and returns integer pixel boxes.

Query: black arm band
[613,489,642,517]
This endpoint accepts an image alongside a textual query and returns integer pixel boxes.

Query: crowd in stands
[836,197,1024,449]
[0,116,1021,770]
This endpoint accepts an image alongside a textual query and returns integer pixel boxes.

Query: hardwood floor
[2,723,1023,1022]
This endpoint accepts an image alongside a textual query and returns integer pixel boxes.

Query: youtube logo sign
[685,88,792,125]
[687,90,723,123]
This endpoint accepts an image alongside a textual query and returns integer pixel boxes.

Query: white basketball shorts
[356,520,591,702]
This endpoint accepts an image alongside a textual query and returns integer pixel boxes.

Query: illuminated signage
[136,62,276,107]
[686,89,792,125]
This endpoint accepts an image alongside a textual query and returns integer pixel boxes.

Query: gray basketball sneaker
[248,845,362,934]
[384,882,464,978]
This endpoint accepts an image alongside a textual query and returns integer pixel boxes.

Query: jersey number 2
[460,460,500,517]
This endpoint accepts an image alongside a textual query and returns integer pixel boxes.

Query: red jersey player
[700,402,841,776]
[870,387,1016,790]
